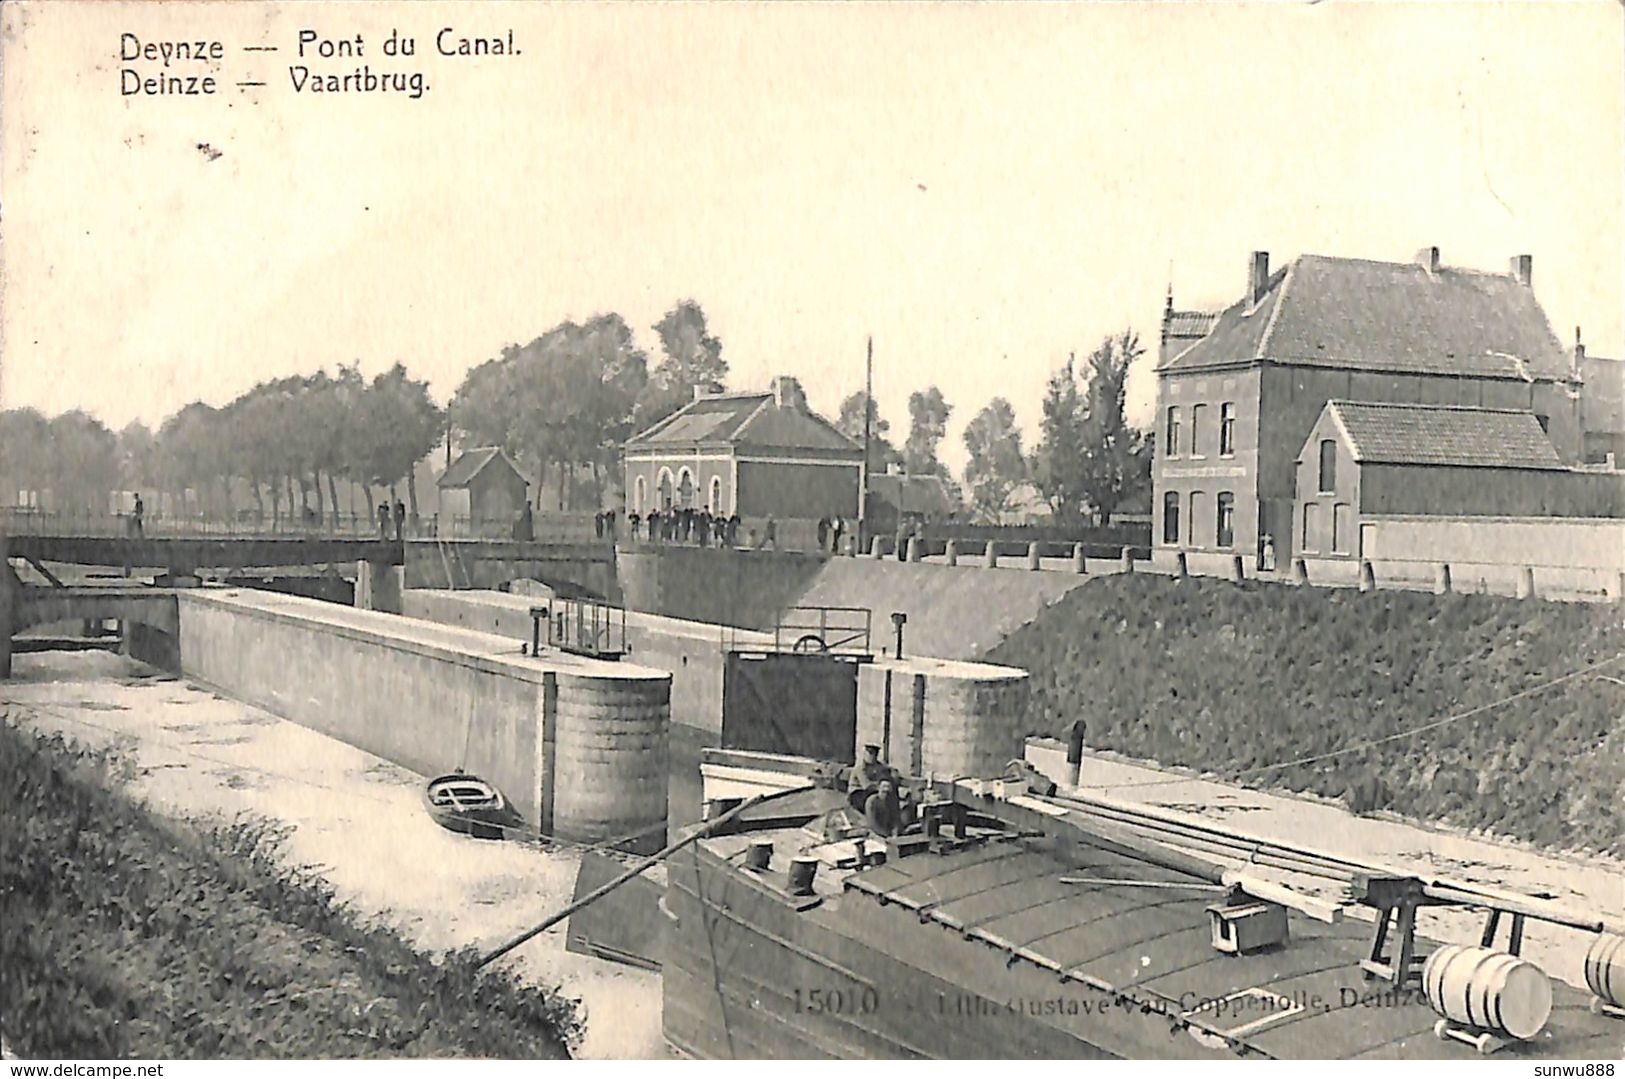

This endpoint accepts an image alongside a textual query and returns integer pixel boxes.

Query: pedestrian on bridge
[377,503,391,539]
[394,501,407,541]
[131,493,145,538]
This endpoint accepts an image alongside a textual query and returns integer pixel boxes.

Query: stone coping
[181,588,668,684]
[404,588,1026,683]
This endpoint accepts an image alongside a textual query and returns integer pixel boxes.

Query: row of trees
[1,298,1152,527]
[0,365,443,526]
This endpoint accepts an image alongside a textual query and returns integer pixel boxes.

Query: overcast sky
[3,1,1621,473]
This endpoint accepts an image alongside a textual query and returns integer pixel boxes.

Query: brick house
[1292,402,1622,565]
[622,376,862,525]
[1152,248,1584,570]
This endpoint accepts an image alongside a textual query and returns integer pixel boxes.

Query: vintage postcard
[1,0,1622,1069]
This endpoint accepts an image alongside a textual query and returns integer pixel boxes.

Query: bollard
[1434,562,1452,595]
[1292,557,1309,586]
[1120,546,1134,574]
[1027,542,1042,571]
[1073,543,1087,574]
[984,542,999,569]
[870,536,885,559]
[1359,560,1376,592]
[906,536,922,563]
[1174,551,1188,578]
[945,539,959,567]
[1230,554,1245,583]
[1516,566,1535,600]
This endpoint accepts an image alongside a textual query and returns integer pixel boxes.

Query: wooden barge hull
[661,830,1621,1060]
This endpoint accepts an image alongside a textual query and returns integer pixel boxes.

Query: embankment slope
[986,575,1625,855]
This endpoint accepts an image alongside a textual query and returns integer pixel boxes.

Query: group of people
[627,506,742,548]
[847,743,918,838]
[592,510,620,541]
[377,500,407,540]
[814,516,849,555]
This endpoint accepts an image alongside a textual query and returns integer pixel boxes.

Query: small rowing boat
[423,772,526,840]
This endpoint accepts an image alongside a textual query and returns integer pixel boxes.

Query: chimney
[692,381,722,402]
[1248,251,1270,306]
[1510,254,1533,287]
[1415,246,1440,273]
[771,375,806,411]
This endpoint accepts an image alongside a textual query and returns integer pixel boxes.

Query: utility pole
[860,335,872,548]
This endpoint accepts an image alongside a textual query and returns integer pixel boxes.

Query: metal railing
[0,508,395,539]
[531,597,627,659]
[770,606,872,656]
[2,508,609,544]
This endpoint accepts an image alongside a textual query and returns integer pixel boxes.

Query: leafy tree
[1029,356,1089,521]
[1029,332,1152,525]
[962,397,1027,522]
[632,301,725,432]
[835,391,902,472]
[0,408,53,504]
[1075,331,1150,526]
[353,364,445,521]
[116,422,157,493]
[904,386,952,477]
[451,315,647,511]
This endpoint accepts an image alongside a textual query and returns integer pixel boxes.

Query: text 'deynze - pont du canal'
[118,28,520,99]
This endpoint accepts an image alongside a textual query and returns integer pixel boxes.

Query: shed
[438,447,530,526]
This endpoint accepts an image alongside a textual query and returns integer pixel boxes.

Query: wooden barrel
[1422,945,1552,1040]
[1584,933,1625,1008]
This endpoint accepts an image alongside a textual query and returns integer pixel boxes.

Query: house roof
[1162,254,1571,381]
[437,446,526,489]
[1321,401,1565,470]
[867,472,958,516]
[626,386,860,456]
[1164,310,1219,339]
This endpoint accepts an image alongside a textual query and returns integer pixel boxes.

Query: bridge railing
[1,508,396,540]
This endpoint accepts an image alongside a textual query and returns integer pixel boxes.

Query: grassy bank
[987,576,1625,856]
[0,721,580,1059]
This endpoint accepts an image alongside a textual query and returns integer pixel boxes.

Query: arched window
[677,468,695,509]
[657,468,674,510]
[1162,491,1180,545]
[1188,491,1206,546]
[709,476,723,514]
[1318,439,1337,493]
[633,476,646,515]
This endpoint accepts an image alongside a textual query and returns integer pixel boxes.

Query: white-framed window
[677,468,695,509]
[1318,440,1337,493]
[1190,404,1208,457]
[1219,403,1236,457]
[1162,491,1180,545]
[1216,491,1235,548]
[633,476,646,515]
[1165,407,1182,457]
[657,467,674,510]
[708,476,723,514]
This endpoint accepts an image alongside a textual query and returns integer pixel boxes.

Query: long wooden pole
[860,335,872,546]
[475,786,813,969]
